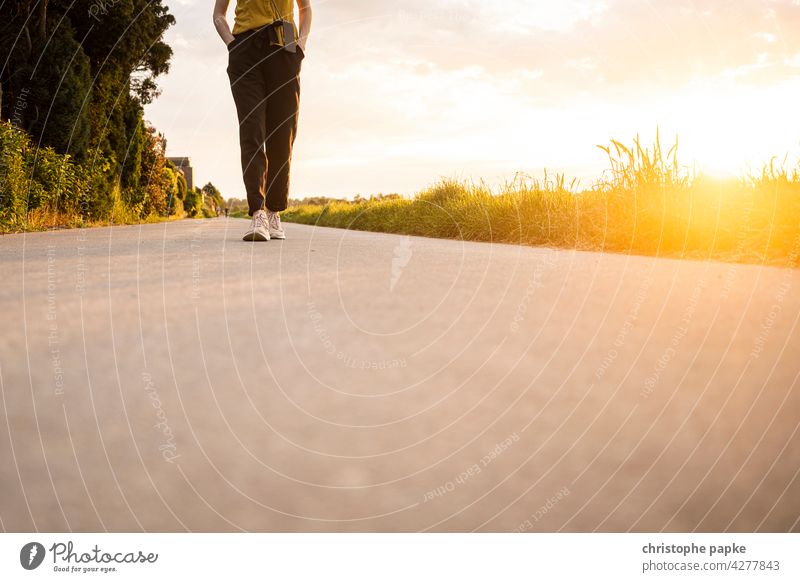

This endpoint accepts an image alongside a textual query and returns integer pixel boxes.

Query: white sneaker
[267,210,286,239]
[243,209,270,241]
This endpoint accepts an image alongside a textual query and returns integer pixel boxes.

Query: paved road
[1,218,799,532]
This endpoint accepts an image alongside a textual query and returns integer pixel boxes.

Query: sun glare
[669,78,800,181]
[695,149,748,179]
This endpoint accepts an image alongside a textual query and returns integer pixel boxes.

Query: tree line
[0,0,220,230]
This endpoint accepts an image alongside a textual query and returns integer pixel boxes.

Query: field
[283,135,800,267]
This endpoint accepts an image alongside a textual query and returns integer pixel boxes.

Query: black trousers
[226,25,304,215]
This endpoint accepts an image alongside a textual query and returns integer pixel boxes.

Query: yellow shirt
[232,0,295,38]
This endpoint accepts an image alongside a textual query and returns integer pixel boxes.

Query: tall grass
[283,134,800,267]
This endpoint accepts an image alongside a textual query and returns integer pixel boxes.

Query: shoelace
[268,212,281,231]
[254,212,269,230]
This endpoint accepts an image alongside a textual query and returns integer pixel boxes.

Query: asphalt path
[1,218,798,532]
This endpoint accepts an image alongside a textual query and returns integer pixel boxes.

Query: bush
[0,121,198,231]
[1,121,111,230]
[0,121,30,226]
[184,187,203,217]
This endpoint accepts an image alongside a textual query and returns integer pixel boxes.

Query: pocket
[227,35,242,51]
[227,37,243,77]
[297,45,305,60]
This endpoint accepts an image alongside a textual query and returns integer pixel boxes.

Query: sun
[667,76,800,181]
[682,123,750,179]
[696,152,747,179]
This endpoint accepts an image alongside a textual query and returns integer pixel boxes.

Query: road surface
[1,218,799,532]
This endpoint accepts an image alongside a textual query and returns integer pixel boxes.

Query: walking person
[213,0,312,241]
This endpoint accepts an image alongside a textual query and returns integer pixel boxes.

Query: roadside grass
[12,186,184,233]
[283,135,800,267]
[4,190,190,233]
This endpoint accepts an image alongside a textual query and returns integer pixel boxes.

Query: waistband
[233,21,276,38]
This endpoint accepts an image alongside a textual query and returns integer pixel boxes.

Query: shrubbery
[0,121,187,231]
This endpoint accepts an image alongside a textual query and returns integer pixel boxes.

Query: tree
[184,187,203,218]
[163,163,181,216]
[1,0,175,177]
[201,182,224,209]
[175,169,188,201]
[139,125,169,216]
[0,1,49,129]
[0,0,178,223]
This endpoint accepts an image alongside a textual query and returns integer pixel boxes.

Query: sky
[145,0,800,199]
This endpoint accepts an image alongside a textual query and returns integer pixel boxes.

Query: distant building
[167,157,194,191]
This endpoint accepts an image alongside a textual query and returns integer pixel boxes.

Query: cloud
[315,0,800,101]
[477,0,610,34]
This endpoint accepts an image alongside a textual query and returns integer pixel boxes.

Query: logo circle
[20,542,46,570]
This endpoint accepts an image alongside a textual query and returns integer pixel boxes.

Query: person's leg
[227,32,270,217]
[263,46,303,213]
